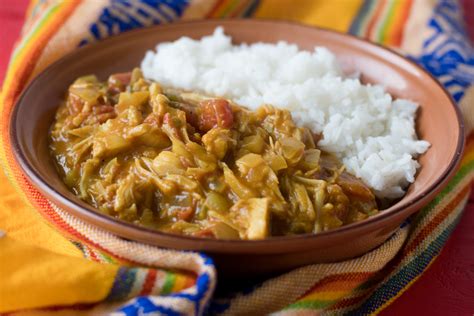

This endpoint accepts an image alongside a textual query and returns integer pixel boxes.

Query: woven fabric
[0,0,473,315]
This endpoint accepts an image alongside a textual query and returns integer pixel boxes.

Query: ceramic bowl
[10,20,464,277]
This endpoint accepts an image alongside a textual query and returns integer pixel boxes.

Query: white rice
[141,27,430,199]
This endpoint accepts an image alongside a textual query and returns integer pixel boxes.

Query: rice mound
[141,27,430,199]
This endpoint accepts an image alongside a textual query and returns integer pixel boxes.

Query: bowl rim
[9,18,465,247]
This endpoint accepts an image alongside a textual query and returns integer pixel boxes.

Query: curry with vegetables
[50,68,379,240]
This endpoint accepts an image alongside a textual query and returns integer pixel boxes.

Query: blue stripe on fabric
[115,252,214,314]
[434,6,465,35]
[348,0,374,36]
[413,0,474,103]
[79,0,189,44]
[106,267,137,301]
[242,0,261,17]
[117,0,132,8]
[169,272,211,314]
[199,253,214,266]
[120,297,181,316]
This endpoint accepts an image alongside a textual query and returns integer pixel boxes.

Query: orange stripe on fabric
[206,0,226,18]
[460,134,474,164]
[462,133,474,154]
[328,274,385,311]
[461,148,474,166]
[24,0,44,34]
[365,0,387,38]
[388,0,413,46]
[140,270,158,296]
[307,278,371,293]
[184,274,196,289]
[298,272,373,300]
[26,0,39,17]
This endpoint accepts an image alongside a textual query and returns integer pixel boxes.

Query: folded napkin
[1,0,473,315]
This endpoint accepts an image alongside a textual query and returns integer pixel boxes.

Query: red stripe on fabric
[88,248,100,262]
[140,270,158,296]
[206,0,225,18]
[464,133,474,151]
[365,0,388,39]
[392,0,413,46]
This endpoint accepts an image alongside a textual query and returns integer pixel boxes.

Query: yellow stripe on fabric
[254,0,363,33]
[461,151,474,165]
[461,144,474,165]
[171,273,194,292]
[9,3,60,73]
[22,0,46,38]
[378,0,399,43]
[300,290,349,302]
[386,0,413,46]
[26,0,40,18]
[0,236,118,313]
[369,0,391,40]
[219,0,241,17]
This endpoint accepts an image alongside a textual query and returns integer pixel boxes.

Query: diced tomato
[96,113,116,123]
[176,207,194,221]
[93,104,115,114]
[197,99,233,132]
[107,72,132,93]
[194,228,215,238]
[92,104,116,123]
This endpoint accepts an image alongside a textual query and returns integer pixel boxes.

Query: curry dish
[50,69,379,240]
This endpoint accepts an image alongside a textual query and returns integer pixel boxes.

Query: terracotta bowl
[10,20,464,277]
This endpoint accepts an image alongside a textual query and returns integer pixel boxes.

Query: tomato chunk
[108,72,132,93]
[197,99,233,132]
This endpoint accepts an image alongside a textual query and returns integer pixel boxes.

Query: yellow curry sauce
[50,68,378,240]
